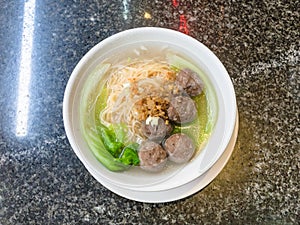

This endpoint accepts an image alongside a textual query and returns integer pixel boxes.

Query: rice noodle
[99,58,175,143]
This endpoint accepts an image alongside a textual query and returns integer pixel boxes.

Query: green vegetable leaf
[97,124,124,158]
[84,129,129,171]
[117,143,140,166]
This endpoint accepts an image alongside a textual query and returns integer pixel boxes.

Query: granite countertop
[0,0,299,224]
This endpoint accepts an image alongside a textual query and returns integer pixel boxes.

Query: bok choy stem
[80,63,131,171]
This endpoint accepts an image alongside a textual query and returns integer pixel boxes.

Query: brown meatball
[167,95,197,124]
[176,68,204,97]
[163,133,195,163]
[141,117,173,142]
[138,141,168,172]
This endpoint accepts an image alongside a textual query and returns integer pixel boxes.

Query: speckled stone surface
[0,0,299,224]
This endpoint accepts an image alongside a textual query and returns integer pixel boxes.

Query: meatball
[163,133,195,163]
[138,141,168,172]
[167,95,197,124]
[141,117,173,142]
[176,68,204,97]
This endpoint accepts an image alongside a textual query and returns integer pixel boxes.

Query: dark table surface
[0,0,299,224]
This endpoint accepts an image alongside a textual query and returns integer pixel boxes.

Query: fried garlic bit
[133,96,170,121]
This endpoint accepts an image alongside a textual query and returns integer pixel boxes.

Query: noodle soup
[80,44,218,173]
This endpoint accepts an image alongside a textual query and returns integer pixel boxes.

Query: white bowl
[63,27,237,191]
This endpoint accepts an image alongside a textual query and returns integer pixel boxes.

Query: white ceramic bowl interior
[63,27,237,191]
